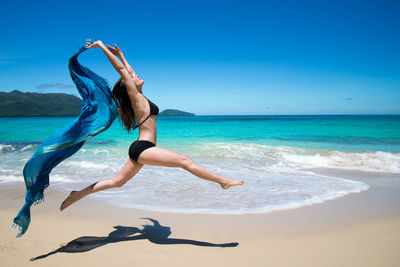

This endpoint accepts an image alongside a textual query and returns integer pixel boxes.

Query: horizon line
[1,114,399,119]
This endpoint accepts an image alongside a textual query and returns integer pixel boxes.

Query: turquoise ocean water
[1,115,399,213]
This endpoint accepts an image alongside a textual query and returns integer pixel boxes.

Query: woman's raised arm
[106,43,135,76]
[86,40,140,99]
[86,40,130,77]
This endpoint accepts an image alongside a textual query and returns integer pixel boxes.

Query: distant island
[0,90,195,117]
[0,90,81,117]
[158,109,195,116]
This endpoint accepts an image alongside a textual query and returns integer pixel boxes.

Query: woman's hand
[86,40,104,49]
[106,43,123,58]
[107,43,135,75]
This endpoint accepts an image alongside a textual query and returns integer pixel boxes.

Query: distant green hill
[0,90,195,117]
[0,90,81,117]
[159,109,195,116]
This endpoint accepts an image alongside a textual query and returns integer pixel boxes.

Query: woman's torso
[131,94,159,144]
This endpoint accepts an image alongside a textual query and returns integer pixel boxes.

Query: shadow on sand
[31,218,238,261]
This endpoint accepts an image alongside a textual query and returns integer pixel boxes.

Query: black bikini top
[147,97,159,116]
[133,97,159,130]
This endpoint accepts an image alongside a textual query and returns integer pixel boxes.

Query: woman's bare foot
[60,191,82,211]
[220,178,244,189]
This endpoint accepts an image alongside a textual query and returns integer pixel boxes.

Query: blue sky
[0,0,399,115]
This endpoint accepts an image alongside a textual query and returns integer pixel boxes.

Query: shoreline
[1,168,399,266]
[2,168,400,230]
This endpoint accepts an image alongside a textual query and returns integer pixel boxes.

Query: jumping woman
[60,40,244,211]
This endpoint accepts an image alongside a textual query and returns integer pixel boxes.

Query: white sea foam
[197,142,400,174]
[50,174,76,183]
[63,161,118,172]
[93,149,110,154]
[0,174,75,183]
[89,167,369,214]
[279,150,400,173]
[0,175,23,183]
[21,144,35,151]
[0,143,37,153]
[0,144,16,153]
[0,141,378,214]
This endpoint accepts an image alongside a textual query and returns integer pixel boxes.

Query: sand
[0,168,399,267]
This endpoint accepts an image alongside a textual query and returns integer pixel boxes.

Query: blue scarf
[13,47,117,237]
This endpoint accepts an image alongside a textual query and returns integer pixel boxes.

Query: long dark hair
[112,77,137,132]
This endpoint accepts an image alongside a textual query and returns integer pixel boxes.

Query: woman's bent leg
[138,147,244,189]
[60,159,143,211]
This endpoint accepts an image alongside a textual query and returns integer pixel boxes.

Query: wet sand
[0,168,399,266]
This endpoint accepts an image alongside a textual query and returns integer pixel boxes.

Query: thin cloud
[35,83,75,90]
[0,54,27,65]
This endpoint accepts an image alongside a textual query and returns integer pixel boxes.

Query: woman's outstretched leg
[138,147,244,189]
[60,159,143,211]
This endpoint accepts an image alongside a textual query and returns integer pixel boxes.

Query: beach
[1,168,399,266]
[1,115,399,266]
[1,0,399,264]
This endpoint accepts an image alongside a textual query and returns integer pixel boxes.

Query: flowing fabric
[13,47,117,237]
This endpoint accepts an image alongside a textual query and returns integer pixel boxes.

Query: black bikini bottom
[129,139,155,163]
